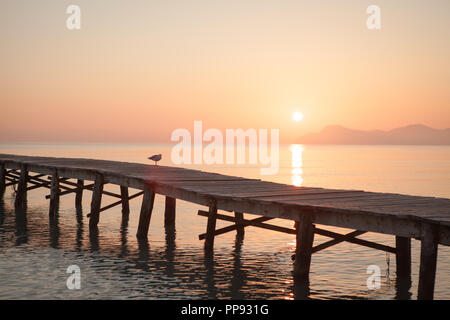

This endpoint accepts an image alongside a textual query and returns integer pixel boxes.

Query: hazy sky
[0,0,449,142]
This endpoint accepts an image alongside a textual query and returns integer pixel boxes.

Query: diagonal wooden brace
[314,227,397,254]
[312,230,367,253]
[45,183,95,199]
[198,210,276,240]
[86,191,144,217]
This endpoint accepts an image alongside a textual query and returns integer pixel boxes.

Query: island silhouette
[298,124,450,145]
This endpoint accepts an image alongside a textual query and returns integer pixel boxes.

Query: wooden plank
[21,174,52,191]
[165,180,261,186]
[265,193,430,205]
[312,230,367,253]
[27,173,47,180]
[317,196,444,207]
[189,186,317,199]
[45,182,95,199]
[186,181,301,189]
[15,173,72,192]
[248,191,369,201]
[26,182,50,191]
[57,179,124,199]
[314,227,397,253]
[240,189,364,198]
[181,182,299,190]
[136,184,155,239]
[273,196,450,220]
[183,185,295,194]
[418,223,439,300]
[8,172,56,191]
[9,171,54,181]
[44,179,122,200]
[149,177,253,182]
[342,203,450,221]
[198,211,275,239]
[86,191,143,217]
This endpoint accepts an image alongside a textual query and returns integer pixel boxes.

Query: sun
[292,111,303,122]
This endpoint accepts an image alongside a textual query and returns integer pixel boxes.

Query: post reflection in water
[164,225,176,277]
[49,209,60,249]
[89,226,100,252]
[293,275,311,300]
[203,248,217,299]
[14,202,28,246]
[230,232,246,299]
[119,216,129,258]
[290,145,304,187]
[119,205,131,259]
[75,205,84,251]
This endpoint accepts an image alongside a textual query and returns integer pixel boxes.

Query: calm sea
[0,143,449,299]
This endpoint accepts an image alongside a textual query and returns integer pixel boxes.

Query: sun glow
[292,112,303,122]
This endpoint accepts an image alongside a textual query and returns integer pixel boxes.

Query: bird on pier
[148,154,162,165]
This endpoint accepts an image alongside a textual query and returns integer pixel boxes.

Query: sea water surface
[0,143,449,299]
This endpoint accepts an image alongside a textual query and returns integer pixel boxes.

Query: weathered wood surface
[294,216,315,278]
[120,186,130,217]
[204,201,218,250]
[418,223,439,299]
[136,184,156,239]
[1,154,450,246]
[89,174,104,228]
[14,163,28,207]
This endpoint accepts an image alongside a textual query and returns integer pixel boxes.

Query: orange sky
[0,1,449,143]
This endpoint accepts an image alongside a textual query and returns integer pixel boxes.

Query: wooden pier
[1,153,450,299]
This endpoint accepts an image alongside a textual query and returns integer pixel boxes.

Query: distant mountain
[298,124,450,145]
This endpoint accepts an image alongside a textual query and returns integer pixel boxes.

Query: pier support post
[164,196,176,227]
[136,184,155,239]
[395,236,411,278]
[204,201,218,250]
[234,211,245,236]
[293,215,315,279]
[395,236,412,299]
[89,174,104,229]
[120,186,130,219]
[0,163,5,196]
[418,223,439,300]
[75,179,84,207]
[14,164,28,207]
[48,169,60,217]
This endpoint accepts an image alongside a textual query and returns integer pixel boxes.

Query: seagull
[148,154,162,165]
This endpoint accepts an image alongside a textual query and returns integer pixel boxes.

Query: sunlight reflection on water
[290,144,304,187]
